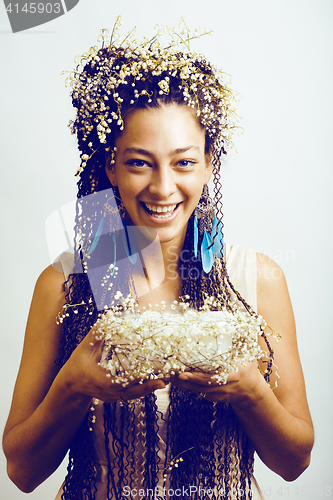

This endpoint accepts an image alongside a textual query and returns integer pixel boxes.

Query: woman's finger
[172,372,219,387]
[120,379,166,400]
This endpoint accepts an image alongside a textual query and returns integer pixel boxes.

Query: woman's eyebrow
[123,146,201,156]
[173,146,201,154]
[123,147,153,157]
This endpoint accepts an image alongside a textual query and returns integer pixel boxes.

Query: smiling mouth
[141,202,181,218]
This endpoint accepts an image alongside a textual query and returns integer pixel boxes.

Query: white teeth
[145,203,177,214]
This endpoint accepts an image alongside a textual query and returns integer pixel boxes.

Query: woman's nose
[148,167,176,199]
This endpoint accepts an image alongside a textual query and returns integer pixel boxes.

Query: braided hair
[58,23,273,499]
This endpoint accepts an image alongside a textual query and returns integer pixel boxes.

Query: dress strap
[226,244,257,312]
[52,251,75,287]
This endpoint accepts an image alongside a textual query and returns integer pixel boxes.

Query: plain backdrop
[0,0,332,499]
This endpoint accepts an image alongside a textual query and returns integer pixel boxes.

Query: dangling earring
[105,188,137,266]
[201,231,214,273]
[109,188,137,265]
[195,184,214,223]
[107,147,126,219]
[110,147,116,166]
[193,207,217,272]
[194,185,215,273]
[193,215,198,258]
[210,215,224,258]
[112,186,126,219]
[122,218,137,265]
[201,215,225,272]
[194,185,225,273]
[88,187,124,256]
[87,217,105,256]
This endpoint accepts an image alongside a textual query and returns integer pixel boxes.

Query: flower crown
[64,17,239,174]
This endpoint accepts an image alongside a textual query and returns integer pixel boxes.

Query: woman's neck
[132,232,185,307]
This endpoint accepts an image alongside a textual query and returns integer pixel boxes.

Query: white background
[0,0,332,499]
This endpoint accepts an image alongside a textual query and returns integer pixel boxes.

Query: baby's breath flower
[65,16,239,175]
[95,295,275,387]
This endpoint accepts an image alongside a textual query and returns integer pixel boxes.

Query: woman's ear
[204,155,213,184]
[105,159,117,186]
[104,147,117,186]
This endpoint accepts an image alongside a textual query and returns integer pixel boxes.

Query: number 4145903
[6,3,61,14]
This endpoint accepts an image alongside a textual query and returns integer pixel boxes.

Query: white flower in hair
[63,16,240,176]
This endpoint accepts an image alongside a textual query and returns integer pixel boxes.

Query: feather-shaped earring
[87,217,105,256]
[201,231,214,273]
[122,219,137,265]
[194,215,198,258]
[211,215,222,258]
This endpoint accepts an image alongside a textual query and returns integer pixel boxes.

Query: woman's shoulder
[226,244,287,314]
[255,252,289,318]
[33,263,68,311]
[226,243,256,263]
[256,252,285,282]
[227,244,284,278]
[37,263,67,290]
[228,247,290,321]
[52,251,75,282]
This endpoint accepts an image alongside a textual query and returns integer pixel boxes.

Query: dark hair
[58,36,273,500]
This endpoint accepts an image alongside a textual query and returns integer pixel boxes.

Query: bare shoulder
[24,264,67,369]
[255,253,312,426]
[256,252,296,361]
[256,252,287,292]
[25,264,68,340]
[256,253,292,319]
[4,267,67,434]
[34,264,67,301]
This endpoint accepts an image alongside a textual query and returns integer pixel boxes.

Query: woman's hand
[3,265,164,493]
[170,362,265,404]
[172,253,314,482]
[61,324,166,404]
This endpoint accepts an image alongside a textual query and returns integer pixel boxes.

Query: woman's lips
[144,202,178,214]
[140,202,182,222]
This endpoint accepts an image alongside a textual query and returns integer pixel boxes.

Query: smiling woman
[106,105,212,249]
[2,18,313,500]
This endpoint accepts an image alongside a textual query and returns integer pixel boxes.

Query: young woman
[3,20,314,500]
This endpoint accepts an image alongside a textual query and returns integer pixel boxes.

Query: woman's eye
[177,159,196,168]
[126,159,148,168]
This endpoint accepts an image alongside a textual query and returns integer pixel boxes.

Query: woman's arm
[2,265,165,493]
[171,254,314,481]
[231,253,314,480]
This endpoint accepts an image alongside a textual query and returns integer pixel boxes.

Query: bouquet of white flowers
[93,294,270,386]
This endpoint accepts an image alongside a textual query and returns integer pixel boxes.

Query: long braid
[58,166,259,498]
[57,24,273,498]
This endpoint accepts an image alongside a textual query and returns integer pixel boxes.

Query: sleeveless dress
[55,244,263,500]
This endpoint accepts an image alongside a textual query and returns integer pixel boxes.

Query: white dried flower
[65,17,240,175]
[92,295,274,387]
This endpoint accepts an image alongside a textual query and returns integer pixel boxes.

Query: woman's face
[106,104,212,247]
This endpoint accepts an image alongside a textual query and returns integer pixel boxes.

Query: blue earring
[201,231,215,273]
[198,215,225,273]
[87,216,105,256]
[211,215,223,258]
[122,218,137,265]
[194,215,198,258]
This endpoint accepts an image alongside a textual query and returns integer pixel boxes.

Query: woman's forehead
[117,104,206,150]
